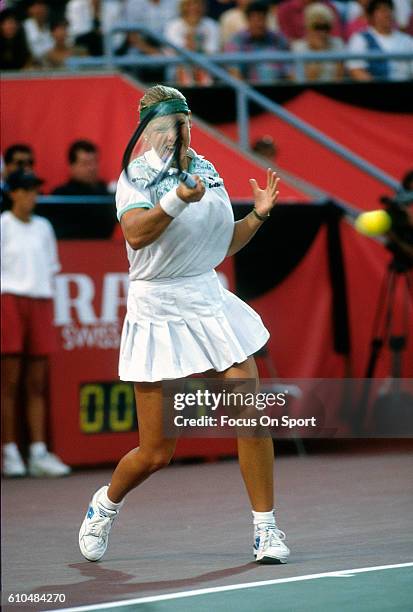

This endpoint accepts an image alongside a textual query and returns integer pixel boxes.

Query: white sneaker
[254,523,290,564]
[28,452,71,477]
[79,486,121,561]
[2,449,27,477]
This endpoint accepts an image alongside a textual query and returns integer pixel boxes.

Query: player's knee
[144,448,174,473]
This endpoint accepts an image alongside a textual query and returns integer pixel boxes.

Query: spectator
[252,135,278,162]
[44,17,87,67]
[65,0,103,56]
[116,30,166,82]
[220,0,251,45]
[65,0,124,56]
[3,143,35,176]
[347,0,413,81]
[52,140,109,195]
[219,0,278,47]
[345,0,412,39]
[1,144,35,210]
[0,8,32,70]
[117,0,179,81]
[225,1,290,83]
[165,0,220,85]
[292,2,344,81]
[123,0,180,38]
[23,0,54,62]
[277,0,343,41]
[1,169,71,478]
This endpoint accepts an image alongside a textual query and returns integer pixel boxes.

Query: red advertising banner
[49,241,237,466]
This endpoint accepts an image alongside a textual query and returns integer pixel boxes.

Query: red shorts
[1,294,57,356]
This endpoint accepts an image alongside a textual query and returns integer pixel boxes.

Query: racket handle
[180,172,197,189]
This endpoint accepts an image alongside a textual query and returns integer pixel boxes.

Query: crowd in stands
[1,0,413,82]
[1,141,111,207]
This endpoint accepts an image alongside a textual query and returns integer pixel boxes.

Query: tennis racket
[122,108,197,190]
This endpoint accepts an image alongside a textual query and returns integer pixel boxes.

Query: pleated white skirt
[119,270,269,382]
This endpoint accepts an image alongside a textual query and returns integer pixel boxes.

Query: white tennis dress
[116,148,269,382]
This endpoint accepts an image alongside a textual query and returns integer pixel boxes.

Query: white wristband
[159,189,188,218]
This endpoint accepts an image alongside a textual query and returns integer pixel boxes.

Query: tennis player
[79,85,290,565]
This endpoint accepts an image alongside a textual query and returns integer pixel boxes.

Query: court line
[54,562,413,612]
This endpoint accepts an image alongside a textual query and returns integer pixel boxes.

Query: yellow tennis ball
[354,210,392,236]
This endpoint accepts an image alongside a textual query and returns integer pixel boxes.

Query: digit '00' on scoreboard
[79,382,138,434]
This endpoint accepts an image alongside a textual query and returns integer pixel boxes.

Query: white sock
[252,509,276,528]
[3,442,21,457]
[29,442,47,458]
[99,485,124,511]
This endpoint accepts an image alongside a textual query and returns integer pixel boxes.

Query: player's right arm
[118,173,204,250]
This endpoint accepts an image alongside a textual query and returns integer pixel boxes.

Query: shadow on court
[2,443,413,611]
[30,561,256,603]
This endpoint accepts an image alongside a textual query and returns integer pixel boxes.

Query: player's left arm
[226,169,279,257]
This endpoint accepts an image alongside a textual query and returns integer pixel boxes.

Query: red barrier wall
[2,74,306,200]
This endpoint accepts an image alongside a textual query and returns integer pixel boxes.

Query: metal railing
[68,46,413,85]
[64,25,410,193]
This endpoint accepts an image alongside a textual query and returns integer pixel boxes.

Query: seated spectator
[117,0,179,82]
[0,8,32,70]
[219,0,279,46]
[65,0,103,56]
[124,0,180,38]
[345,0,412,39]
[1,169,71,478]
[44,18,87,67]
[1,144,36,209]
[347,0,413,81]
[116,31,167,83]
[23,0,54,63]
[292,2,344,81]
[277,0,343,41]
[165,0,220,85]
[52,140,110,195]
[225,1,290,83]
[65,0,124,56]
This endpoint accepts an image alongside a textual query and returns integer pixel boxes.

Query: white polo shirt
[347,27,413,80]
[116,149,235,281]
[1,212,60,298]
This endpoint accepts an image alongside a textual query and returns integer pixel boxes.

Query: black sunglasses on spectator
[312,23,332,31]
[15,158,34,168]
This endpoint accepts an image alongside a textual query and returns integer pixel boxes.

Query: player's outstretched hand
[177,175,205,203]
[249,169,280,216]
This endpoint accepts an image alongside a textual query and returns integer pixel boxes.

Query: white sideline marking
[52,562,413,612]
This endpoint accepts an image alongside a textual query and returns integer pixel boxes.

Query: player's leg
[1,355,26,476]
[79,381,177,561]
[216,357,274,510]
[108,382,177,502]
[216,357,290,564]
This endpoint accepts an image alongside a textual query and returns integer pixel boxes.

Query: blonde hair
[304,3,334,26]
[139,85,187,116]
